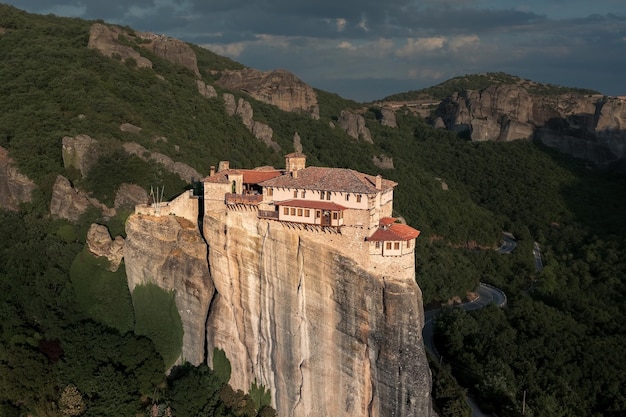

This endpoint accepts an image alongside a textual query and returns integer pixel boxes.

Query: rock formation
[114,183,149,210]
[197,80,217,99]
[217,68,320,119]
[372,154,394,170]
[337,110,373,143]
[88,23,152,68]
[379,107,397,128]
[86,224,124,272]
[122,142,203,183]
[121,187,432,417]
[124,214,214,366]
[62,134,99,177]
[433,86,626,164]
[136,32,200,77]
[223,94,282,151]
[201,210,431,417]
[120,123,142,134]
[0,146,36,211]
[50,175,115,221]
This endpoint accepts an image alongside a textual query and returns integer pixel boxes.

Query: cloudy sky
[5,0,626,101]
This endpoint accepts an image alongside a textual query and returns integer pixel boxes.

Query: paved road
[497,233,517,254]
[533,241,543,272]
[423,283,506,417]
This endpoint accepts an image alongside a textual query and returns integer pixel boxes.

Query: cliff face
[433,86,626,165]
[122,203,432,416]
[0,146,36,211]
[217,68,320,119]
[124,214,214,366]
[203,210,431,417]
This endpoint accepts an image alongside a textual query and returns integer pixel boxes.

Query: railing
[225,193,263,205]
[258,210,279,220]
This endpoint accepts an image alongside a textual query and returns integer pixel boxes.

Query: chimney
[209,166,215,176]
[375,174,382,190]
[292,170,298,179]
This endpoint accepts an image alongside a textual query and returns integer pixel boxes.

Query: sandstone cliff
[0,146,36,211]
[124,214,214,366]
[203,210,431,417]
[433,85,626,164]
[88,23,152,68]
[223,93,281,151]
[217,69,320,119]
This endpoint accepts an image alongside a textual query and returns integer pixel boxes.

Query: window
[304,209,310,217]
[320,191,325,200]
[267,188,273,196]
[386,242,392,250]
[297,208,303,216]
[290,208,296,215]
[316,210,321,218]
[283,207,289,215]
[293,190,298,198]
[375,241,380,249]
[407,240,411,248]
[345,194,350,201]
[356,195,362,203]
[394,242,400,250]
[326,192,331,200]
[301,191,306,198]
[332,212,338,220]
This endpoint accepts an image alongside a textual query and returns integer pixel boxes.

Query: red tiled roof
[379,217,397,226]
[367,224,420,241]
[275,199,347,211]
[259,166,396,194]
[243,170,282,184]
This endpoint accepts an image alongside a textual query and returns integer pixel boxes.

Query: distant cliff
[123,207,432,417]
[432,85,626,165]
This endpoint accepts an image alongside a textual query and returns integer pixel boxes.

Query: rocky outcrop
[62,135,99,177]
[86,224,124,272]
[88,23,152,68]
[50,175,115,221]
[114,183,149,210]
[122,142,203,183]
[89,23,201,78]
[379,107,397,128]
[120,123,142,134]
[197,80,217,99]
[137,32,200,77]
[337,110,373,143]
[434,86,626,164]
[202,210,431,417]
[223,94,281,151]
[217,69,320,119]
[0,147,36,211]
[372,154,394,170]
[124,214,214,366]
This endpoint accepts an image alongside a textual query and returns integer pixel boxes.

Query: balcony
[225,193,263,205]
[258,210,279,220]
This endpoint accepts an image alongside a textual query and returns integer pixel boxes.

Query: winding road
[422,233,513,417]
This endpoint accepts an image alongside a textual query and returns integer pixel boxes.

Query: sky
[4,0,626,101]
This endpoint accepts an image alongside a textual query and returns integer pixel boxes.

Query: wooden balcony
[225,193,262,205]
[258,210,279,220]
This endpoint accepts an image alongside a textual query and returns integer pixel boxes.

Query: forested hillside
[1,4,625,417]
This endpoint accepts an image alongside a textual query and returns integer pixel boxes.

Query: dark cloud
[4,0,626,100]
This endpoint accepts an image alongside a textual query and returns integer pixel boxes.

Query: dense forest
[1,4,625,417]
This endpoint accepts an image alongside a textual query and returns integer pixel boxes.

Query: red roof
[367,224,421,241]
[276,199,347,211]
[242,170,282,184]
[379,217,397,227]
